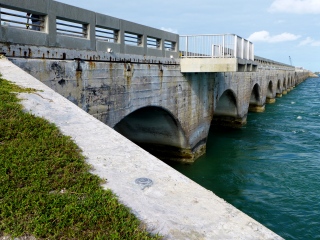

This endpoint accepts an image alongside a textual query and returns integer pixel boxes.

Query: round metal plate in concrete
[135,177,153,190]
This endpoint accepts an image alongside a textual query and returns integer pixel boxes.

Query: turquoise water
[168,77,320,239]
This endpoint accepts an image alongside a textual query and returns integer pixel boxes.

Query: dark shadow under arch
[214,89,237,117]
[250,83,261,106]
[267,81,273,99]
[283,78,287,89]
[211,89,245,127]
[114,106,189,161]
[277,79,282,94]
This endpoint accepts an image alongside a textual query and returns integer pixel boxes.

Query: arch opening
[266,81,273,99]
[276,79,282,97]
[212,89,245,127]
[214,90,237,116]
[282,78,288,94]
[277,80,281,93]
[283,78,287,89]
[114,106,190,162]
[249,84,264,112]
[266,81,276,103]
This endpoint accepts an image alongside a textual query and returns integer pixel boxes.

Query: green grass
[0,77,161,239]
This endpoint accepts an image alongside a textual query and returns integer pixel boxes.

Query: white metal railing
[179,34,254,61]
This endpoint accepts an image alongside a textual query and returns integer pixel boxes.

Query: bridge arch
[276,79,282,96]
[266,81,274,99]
[114,106,189,161]
[283,78,287,89]
[249,83,264,112]
[282,77,288,94]
[214,89,238,117]
[211,89,245,127]
[266,81,276,103]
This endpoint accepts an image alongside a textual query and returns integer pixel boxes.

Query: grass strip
[0,76,160,239]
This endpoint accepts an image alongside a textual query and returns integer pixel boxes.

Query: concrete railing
[0,0,179,58]
[179,34,254,61]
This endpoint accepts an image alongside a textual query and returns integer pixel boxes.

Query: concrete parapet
[181,58,258,72]
[0,0,179,58]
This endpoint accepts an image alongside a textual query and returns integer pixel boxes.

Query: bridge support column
[276,93,283,98]
[282,90,288,95]
[249,104,265,112]
[211,116,247,128]
[137,143,202,163]
[266,98,276,104]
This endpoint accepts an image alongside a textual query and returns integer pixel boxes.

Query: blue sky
[56,0,320,71]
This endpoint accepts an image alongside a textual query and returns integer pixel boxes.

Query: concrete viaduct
[0,0,311,163]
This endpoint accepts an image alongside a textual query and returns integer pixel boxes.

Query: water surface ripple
[168,77,320,239]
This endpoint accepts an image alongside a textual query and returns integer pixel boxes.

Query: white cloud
[269,0,320,14]
[248,31,301,43]
[299,37,320,46]
[161,27,178,34]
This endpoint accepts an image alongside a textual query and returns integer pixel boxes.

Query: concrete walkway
[0,58,283,239]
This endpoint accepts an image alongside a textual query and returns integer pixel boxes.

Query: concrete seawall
[0,58,284,239]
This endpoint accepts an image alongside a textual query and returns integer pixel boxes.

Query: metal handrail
[0,11,44,22]
[95,29,113,34]
[57,28,87,36]
[96,34,117,40]
[56,21,86,30]
[0,10,44,29]
[179,34,254,61]
[1,18,43,28]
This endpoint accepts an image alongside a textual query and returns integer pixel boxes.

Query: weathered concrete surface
[0,0,179,58]
[0,58,283,239]
[180,58,257,72]
[8,50,309,162]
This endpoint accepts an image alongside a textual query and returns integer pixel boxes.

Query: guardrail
[0,0,179,58]
[179,34,254,61]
